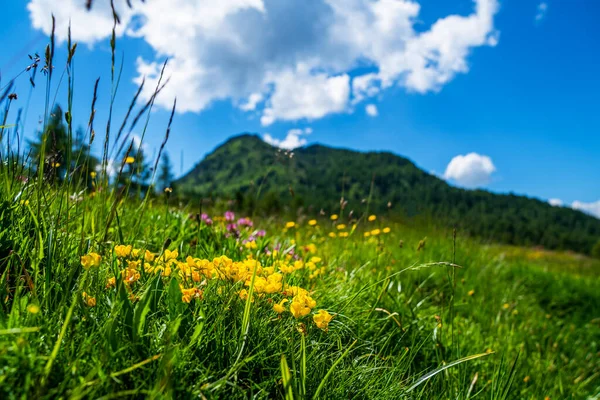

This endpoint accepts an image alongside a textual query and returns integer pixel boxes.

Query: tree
[158,151,174,192]
[29,104,99,185]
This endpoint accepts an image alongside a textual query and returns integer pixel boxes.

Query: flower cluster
[78,238,334,331]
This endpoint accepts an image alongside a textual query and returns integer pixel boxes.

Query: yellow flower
[164,187,172,193]
[313,309,333,330]
[370,229,381,236]
[114,245,132,258]
[245,240,258,250]
[82,292,96,307]
[285,221,296,228]
[502,303,510,310]
[328,232,337,238]
[308,219,317,226]
[310,256,322,263]
[239,289,254,302]
[125,156,135,164]
[20,199,30,206]
[382,227,391,234]
[290,301,311,318]
[90,171,97,179]
[51,162,61,168]
[368,215,376,222]
[81,252,102,269]
[181,286,202,303]
[273,298,288,314]
[338,231,349,238]
[163,249,179,261]
[106,277,116,288]
[144,250,156,262]
[523,376,530,383]
[336,224,347,230]
[468,289,475,296]
[27,304,40,314]
[364,232,371,237]
[330,214,338,221]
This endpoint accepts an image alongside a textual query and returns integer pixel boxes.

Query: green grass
[1,18,599,399]
[0,185,598,398]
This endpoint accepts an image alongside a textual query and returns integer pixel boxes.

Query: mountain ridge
[176,134,600,254]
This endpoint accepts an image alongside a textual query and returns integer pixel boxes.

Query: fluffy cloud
[365,104,378,117]
[572,200,600,219]
[535,2,548,22]
[28,0,499,124]
[548,198,563,207]
[444,152,496,187]
[263,127,312,150]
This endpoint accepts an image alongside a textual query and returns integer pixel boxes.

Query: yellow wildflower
[125,156,135,164]
[328,232,337,238]
[313,309,333,330]
[308,219,317,226]
[368,214,376,222]
[310,256,322,263]
[364,232,371,238]
[245,240,258,250]
[163,249,179,261]
[27,304,40,314]
[382,227,391,234]
[290,300,312,319]
[51,162,61,168]
[181,286,202,303]
[523,376,530,383]
[81,252,102,269]
[239,289,254,302]
[468,289,475,296]
[336,224,347,230]
[370,229,381,236]
[273,298,288,314]
[82,292,96,307]
[106,277,116,288]
[503,303,510,310]
[285,221,296,229]
[90,171,97,178]
[164,187,173,193]
[144,250,156,262]
[330,214,338,221]
[114,245,132,258]
[338,231,349,238]
[20,199,30,206]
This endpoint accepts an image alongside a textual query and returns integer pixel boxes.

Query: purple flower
[201,213,213,225]
[237,218,253,227]
[256,230,266,237]
[227,223,238,232]
[225,211,235,221]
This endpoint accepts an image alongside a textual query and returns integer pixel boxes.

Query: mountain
[176,134,600,255]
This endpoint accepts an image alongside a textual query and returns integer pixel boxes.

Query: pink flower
[225,211,235,221]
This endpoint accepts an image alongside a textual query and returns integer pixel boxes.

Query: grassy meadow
[1,17,599,400]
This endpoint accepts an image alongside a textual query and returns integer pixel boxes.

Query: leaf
[406,352,493,392]
[280,355,295,400]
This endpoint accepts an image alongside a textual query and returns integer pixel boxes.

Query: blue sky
[1,0,599,217]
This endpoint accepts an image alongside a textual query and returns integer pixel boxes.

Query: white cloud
[572,200,600,219]
[260,66,350,126]
[365,104,378,117]
[28,0,500,123]
[535,2,548,22]
[239,93,263,111]
[263,127,312,149]
[548,198,563,207]
[444,152,496,187]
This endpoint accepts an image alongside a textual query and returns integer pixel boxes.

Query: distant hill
[176,134,600,254]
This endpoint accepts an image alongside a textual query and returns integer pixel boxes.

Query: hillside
[176,134,600,254]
